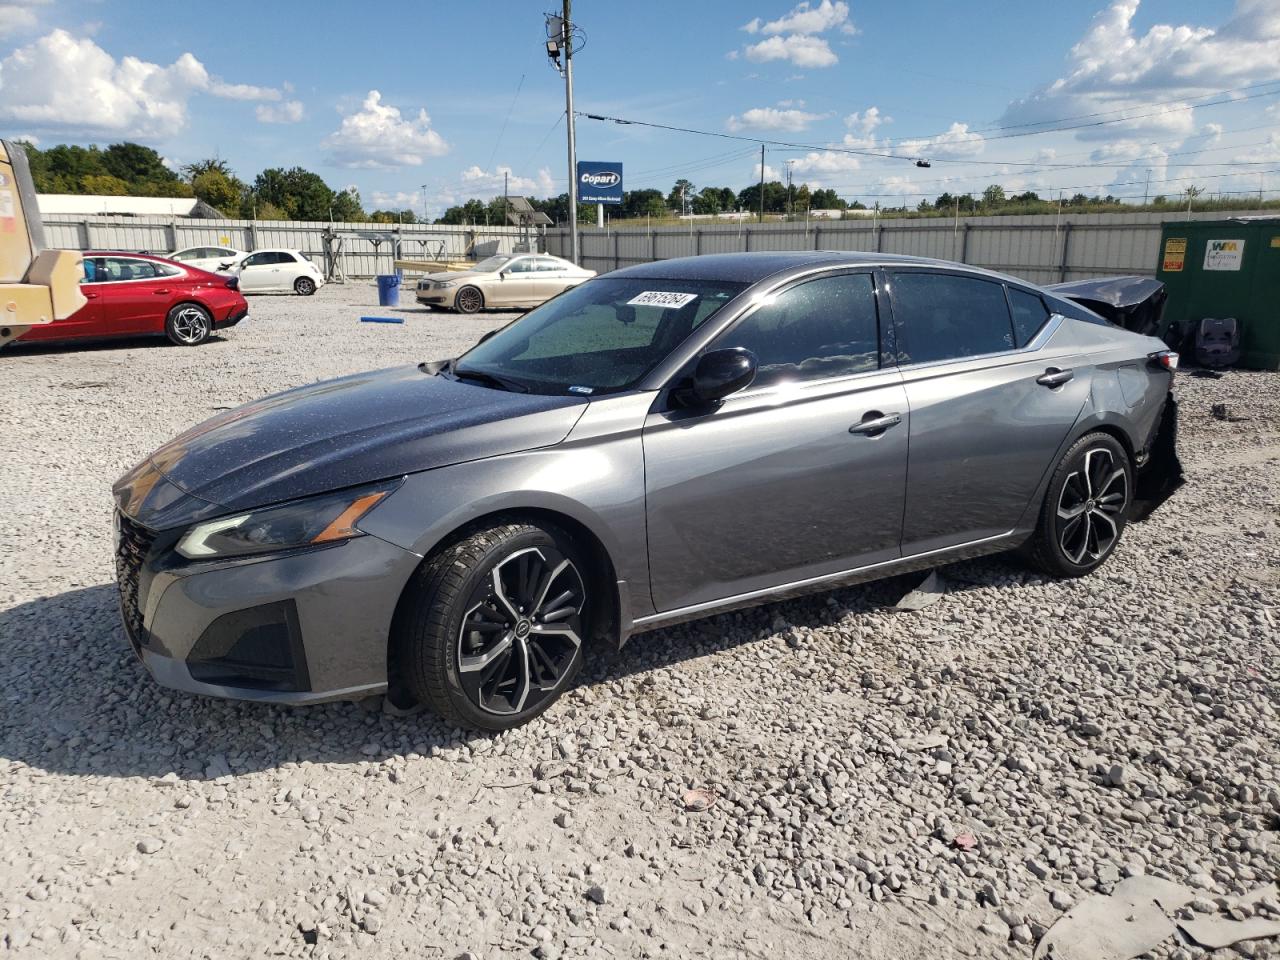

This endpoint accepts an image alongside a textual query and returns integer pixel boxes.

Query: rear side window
[714,272,880,388]
[277,252,298,263]
[890,272,1015,364]
[1007,287,1050,347]
[155,262,183,277]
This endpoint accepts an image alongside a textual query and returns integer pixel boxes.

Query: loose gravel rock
[1,284,1277,958]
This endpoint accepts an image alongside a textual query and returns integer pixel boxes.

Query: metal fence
[40,215,531,278]
[546,209,1276,284]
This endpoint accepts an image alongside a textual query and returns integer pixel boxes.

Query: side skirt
[621,530,1027,641]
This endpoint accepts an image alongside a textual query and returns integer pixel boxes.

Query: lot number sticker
[1204,238,1245,271]
[627,291,698,309]
[1162,237,1186,272]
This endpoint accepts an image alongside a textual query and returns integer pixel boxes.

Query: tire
[164,303,212,346]
[455,285,484,314]
[294,276,316,296]
[1024,432,1133,578]
[394,520,591,731]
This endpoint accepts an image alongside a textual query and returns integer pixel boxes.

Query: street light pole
[563,0,579,264]
[420,184,428,221]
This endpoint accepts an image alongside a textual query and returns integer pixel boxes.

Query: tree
[80,174,129,196]
[736,181,788,214]
[191,169,242,214]
[331,186,365,222]
[101,143,181,188]
[1010,191,1041,204]
[253,167,337,221]
[620,189,665,220]
[982,184,1006,207]
[369,209,418,224]
[667,179,695,213]
[810,188,846,210]
[182,158,234,180]
[692,185,736,215]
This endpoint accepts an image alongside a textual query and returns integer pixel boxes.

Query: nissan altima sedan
[114,252,1182,730]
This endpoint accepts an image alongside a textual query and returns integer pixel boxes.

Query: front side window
[889,272,1015,364]
[171,249,196,261]
[1008,287,1050,346]
[456,276,747,395]
[712,272,881,388]
[242,253,272,268]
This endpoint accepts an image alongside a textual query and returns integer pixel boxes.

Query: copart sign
[577,161,623,204]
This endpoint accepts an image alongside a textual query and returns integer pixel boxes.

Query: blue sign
[577,161,623,204]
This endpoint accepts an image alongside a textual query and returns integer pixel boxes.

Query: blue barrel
[376,274,401,307]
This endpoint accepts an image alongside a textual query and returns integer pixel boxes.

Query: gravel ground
[1,282,1277,959]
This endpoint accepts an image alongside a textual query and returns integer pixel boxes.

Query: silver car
[114,252,1182,730]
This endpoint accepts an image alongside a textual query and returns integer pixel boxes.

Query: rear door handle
[1036,367,1074,387]
[83,292,99,299]
[849,411,902,435]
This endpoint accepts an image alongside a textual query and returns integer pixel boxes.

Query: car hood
[423,269,493,283]
[115,365,588,527]
[1045,276,1168,336]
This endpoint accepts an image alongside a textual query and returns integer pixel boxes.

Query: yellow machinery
[0,139,85,347]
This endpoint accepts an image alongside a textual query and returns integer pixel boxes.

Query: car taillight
[225,277,240,291]
[1150,350,1179,371]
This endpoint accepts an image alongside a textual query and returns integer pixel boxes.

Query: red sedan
[17,252,248,347]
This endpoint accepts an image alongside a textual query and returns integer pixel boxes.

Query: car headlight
[175,479,402,560]
[435,280,457,289]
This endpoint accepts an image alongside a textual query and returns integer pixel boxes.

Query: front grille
[115,512,155,650]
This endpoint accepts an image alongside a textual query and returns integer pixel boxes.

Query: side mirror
[477,328,498,345]
[498,271,507,280]
[675,348,757,406]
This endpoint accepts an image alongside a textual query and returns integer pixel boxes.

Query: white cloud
[743,1,854,36]
[753,161,781,181]
[898,122,986,159]
[460,164,555,196]
[726,106,825,132]
[0,29,284,139]
[788,150,861,177]
[323,90,448,168]
[744,34,838,68]
[1001,0,1280,140]
[256,100,305,124]
[841,106,888,147]
[0,1,51,37]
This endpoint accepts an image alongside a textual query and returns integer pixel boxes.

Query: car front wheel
[455,286,484,314]
[294,277,316,296]
[1025,432,1132,578]
[165,303,212,346]
[394,520,590,731]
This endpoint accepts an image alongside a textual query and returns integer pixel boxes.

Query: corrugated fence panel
[545,208,1275,282]
[38,215,528,277]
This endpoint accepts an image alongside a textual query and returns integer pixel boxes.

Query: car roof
[86,251,177,262]
[607,251,1021,286]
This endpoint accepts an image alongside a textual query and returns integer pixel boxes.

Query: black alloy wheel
[1025,432,1132,578]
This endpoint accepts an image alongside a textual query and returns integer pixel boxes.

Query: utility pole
[786,160,794,220]
[420,183,428,222]
[562,1,579,263]
[1143,168,1152,206]
[503,170,509,227]
[758,144,765,223]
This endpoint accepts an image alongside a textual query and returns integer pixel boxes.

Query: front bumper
[115,512,422,704]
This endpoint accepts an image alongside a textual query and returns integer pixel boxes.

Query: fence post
[1059,222,1073,282]
[875,224,882,252]
[651,231,658,262]
[247,222,257,252]
[959,222,971,263]
[79,218,92,250]
[813,224,822,250]
[614,231,620,271]
[694,229,701,256]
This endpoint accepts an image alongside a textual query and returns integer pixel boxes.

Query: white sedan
[230,248,325,296]
[167,245,245,273]
[415,254,594,313]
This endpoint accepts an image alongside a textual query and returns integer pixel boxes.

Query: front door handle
[152,289,171,295]
[849,411,902,436]
[1037,367,1074,388]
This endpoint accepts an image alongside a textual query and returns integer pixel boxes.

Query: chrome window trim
[85,256,188,285]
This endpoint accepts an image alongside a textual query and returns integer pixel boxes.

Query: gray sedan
[114,252,1183,730]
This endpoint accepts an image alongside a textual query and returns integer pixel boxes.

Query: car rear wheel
[165,303,212,346]
[1024,432,1132,578]
[455,286,484,314]
[393,520,590,731]
[294,277,316,296]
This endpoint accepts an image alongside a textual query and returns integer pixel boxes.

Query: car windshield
[454,276,748,395]
[470,255,513,273]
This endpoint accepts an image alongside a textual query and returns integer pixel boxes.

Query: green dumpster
[1155,216,1280,370]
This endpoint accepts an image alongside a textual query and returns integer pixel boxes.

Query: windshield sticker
[626,291,698,309]
[568,385,594,395]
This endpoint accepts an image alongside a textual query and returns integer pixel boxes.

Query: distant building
[35,194,226,218]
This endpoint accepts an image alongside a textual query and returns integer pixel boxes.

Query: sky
[1,0,1278,217]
